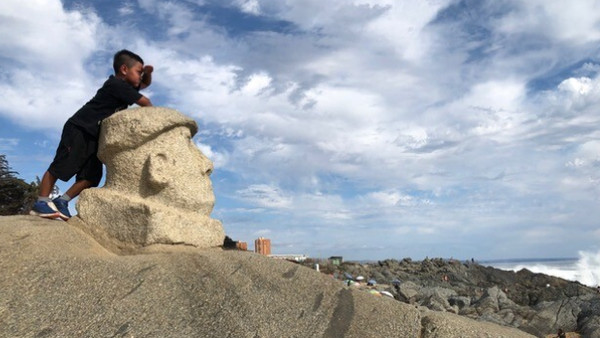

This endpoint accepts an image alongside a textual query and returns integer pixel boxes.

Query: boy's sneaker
[52,198,72,221]
[30,200,60,219]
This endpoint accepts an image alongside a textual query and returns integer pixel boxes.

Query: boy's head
[113,49,144,87]
[113,49,144,73]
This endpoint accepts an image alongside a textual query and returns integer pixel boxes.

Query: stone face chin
[76,189,224,249]
[75,107,225,251]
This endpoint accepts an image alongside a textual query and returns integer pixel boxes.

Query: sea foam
[492,250,600,287]
[575,250,600,287]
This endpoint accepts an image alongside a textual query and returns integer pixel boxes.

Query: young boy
[30,49,153,220]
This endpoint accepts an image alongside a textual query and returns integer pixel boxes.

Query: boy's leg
[52,179,94,221]
[53,142,103,220]
[64,179,95,199]
[39,170,58,197]
[31,122,90,220]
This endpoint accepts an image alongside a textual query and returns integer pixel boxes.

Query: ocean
[482,249,600,288]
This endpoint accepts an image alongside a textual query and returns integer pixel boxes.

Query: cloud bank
[1,0,600,260]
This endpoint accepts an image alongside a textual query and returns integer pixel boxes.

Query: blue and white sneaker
[30,200,60,219]
[52,198,72,221]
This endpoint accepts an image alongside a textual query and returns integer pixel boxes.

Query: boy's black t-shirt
[68,75,143,137]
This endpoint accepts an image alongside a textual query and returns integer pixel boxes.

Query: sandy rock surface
[0,216,534,337]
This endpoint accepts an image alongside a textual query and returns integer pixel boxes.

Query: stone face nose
[202,153,214,175]
[75,107,225,252]
[191,142,214,176]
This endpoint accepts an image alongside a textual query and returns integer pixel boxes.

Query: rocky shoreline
[301,257,600,337]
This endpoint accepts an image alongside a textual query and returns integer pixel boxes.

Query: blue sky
[2,0,600,261]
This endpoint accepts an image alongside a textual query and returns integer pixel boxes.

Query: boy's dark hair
[113,50,144,74]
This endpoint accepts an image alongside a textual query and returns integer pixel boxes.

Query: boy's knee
[86,179,101,188]
[76,178,100,188]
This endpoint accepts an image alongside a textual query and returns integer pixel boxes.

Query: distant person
[30,50,153,220]
[557,328,566,338]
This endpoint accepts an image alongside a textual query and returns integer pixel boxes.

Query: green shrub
[0,154,39,215]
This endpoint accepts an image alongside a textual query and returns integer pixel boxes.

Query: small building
[254,237,271,255]
[329,256,343,266]
[236,241,248,251]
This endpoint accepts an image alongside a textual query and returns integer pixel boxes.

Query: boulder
[521,299,580,336]
[448,296,471,309]
[473,286,514,315]
[398,281,421,302]
[578,296,600,337]
[420,287,457,312]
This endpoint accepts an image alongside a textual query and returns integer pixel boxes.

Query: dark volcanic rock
[303,257,600,337]
[576,295,600,337]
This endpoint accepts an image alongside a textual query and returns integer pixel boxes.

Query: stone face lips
[75,107,225,250]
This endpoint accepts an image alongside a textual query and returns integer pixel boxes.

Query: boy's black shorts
[48,122,102,187]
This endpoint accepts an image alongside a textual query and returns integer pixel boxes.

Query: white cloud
[362,190,431,209]
[443,79,528,142]
[241,73,272,96]
[417,227,436,235]
[195,141,229,168]
[364,0,450,61]
[366,190,405,207]
[118,2,136,16]
[555,76,600,112]
[561,140,600,196]
[0,0,105,130]
[236,184,292,208]
[576,141,600,162]
[559,77,593,95]
[497,1,600,44]
[254,228,272,236]
[0,70,94,130]
[235,0,261,15]
[0,138,19,152]
[136,48,240,119]
[0,0,101,73]
[3,0,600,260]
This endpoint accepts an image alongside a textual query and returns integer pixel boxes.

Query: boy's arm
[140,65,153,89]
[136,95,152,107]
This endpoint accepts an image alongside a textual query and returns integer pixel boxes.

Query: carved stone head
[75,107,224,251]
[98,107,215,215]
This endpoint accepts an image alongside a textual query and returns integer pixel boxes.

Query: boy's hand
[136,95,152,107]
[140,65,153,89]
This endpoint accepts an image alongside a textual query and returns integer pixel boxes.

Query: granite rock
[75,107,224,250]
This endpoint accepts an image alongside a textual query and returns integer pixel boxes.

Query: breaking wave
[488,250,600,287]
